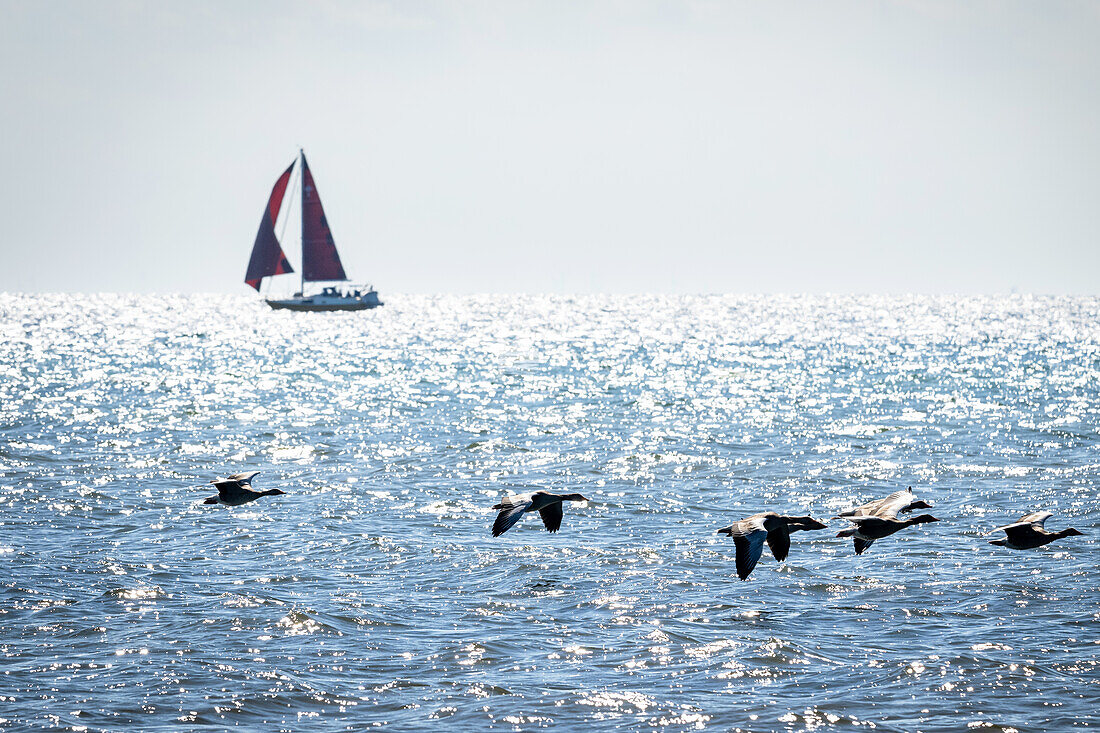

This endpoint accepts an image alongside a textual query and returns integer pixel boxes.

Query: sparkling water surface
[1,294,1097,732]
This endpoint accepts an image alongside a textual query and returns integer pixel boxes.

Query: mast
[299,148,305,296]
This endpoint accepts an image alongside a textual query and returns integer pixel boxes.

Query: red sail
[300,154,348,282]
[244,162,295,290]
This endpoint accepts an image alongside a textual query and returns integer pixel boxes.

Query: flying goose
[986,511,1083,550]
[203,471,286,506]
[835,488,938,555]
[491,491,590,537]
[715,512,828,580]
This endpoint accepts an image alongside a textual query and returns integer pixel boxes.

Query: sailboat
[244,150,383,311]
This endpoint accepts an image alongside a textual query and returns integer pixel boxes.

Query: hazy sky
[2,0,1098,294]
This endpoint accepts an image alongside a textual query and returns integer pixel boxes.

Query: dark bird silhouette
[203,471,286,506]
[835,488,939,555]
[491,491,590,537]
[986,511,1083,550]
[716,512,829,580]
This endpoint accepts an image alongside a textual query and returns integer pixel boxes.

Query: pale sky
[1,0,1098,294]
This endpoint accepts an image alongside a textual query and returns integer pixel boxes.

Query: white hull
[266,289,382,312]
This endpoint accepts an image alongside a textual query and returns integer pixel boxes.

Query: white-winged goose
[836,488,938,554]
[203,471,286,506]
[986,511,1083,550]
[716,512,828,580]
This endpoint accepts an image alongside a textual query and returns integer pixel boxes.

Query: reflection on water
[0,294,1097,731]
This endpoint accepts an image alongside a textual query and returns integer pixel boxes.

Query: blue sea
[1,294,1097,732]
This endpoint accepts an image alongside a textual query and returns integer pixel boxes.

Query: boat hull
[265,291,383,312]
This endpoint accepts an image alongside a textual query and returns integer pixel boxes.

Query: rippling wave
[0,294,1097,731]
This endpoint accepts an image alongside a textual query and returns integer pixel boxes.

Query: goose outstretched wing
[766,524,791,562]
[839,488,926,520]
[733,530,769,580]
[538,503,564,533]
[491,494,533,537]
[986,511,1053,539]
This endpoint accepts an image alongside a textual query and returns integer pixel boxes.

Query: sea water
[0,294,1097,732]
